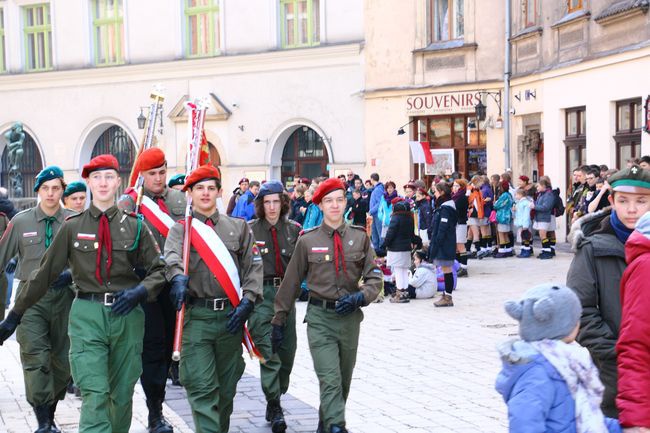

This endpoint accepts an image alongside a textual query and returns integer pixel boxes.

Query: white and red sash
[180,218,263,360]
[126,189,175,237]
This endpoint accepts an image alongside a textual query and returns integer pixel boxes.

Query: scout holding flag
[0,166,75,433]
[271,178,382,433]
[0,155,167,433]
[248,180,302,433]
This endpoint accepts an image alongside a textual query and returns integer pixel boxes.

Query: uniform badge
[252,244,262,261]
[325,254,331,261]
[256,241,266,246]
[73,241,80,248]
[311,247,329,253]
[348,240,354,246]
[78,233,96,240]
[94,242,99,249]
[22,231,38,238]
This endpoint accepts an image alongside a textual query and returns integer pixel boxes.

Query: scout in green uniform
[271,178,382,433]
[118,147,186,433]
[248,180,301,433]
[164,165,263,433]
[0,155,167,433]
[63,180,87,213]
[0,166,75,433]
[0,210,11,321]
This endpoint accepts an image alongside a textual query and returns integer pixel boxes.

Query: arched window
[91,125,135,194]
[281,126,328,185]
[1,131,43,198]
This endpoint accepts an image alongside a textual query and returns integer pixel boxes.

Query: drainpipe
[504,0,512,170]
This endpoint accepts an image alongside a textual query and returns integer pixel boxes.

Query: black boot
[146,399,173,433]
[265,399,287,433]
[49,401,61,433]
[330,425,348,433]
[33,405,51,433]
[169,361,182,387]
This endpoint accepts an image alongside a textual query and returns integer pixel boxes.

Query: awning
[409,141,434,164]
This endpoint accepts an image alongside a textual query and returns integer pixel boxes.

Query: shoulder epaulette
[14,208,31,218]
[65,212,83,221]
[349,224,367,232]
[0,212,6,218]
[289,219,302,229]
[299,226,318,236]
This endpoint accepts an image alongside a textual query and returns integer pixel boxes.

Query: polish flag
[409,141,434,164]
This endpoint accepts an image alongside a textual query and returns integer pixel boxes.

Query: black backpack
[552,188,565,217]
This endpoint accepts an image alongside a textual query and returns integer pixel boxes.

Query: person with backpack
[533,176,557,260]
[493,181,515,258]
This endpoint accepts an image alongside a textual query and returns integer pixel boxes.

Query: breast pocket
[307,253,332,287]
[344,251,365,278]
[21,235,44,261]
[171,207,185,218]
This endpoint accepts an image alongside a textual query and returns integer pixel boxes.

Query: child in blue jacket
[496,284,620,433]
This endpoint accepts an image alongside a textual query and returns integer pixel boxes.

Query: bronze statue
[5,122,25,172]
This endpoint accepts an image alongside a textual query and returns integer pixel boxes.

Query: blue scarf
[610,211,633,243]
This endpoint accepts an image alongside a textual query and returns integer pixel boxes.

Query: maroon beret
[312,178,345,204]
[184,165,221,191]
[82,154,119,179]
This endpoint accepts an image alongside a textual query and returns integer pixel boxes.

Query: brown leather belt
[308,297,337,310]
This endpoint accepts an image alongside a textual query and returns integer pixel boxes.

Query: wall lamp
[474,91,502,121]
[396,118,417,136]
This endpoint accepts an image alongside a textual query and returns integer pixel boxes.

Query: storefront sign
[406,91,481,116]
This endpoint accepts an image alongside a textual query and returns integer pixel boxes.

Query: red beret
[239,177,249,184]
[183,165,221,191]
[501,180,511,192]
[519,175,529,183]
[312,178,345,204]
[136,148,166,172]
[391,197,404,205]
[82,154,119,178]
[417,187,428,195]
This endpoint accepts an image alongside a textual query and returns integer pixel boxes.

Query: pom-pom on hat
[82,155,119,179]
[168,174,185,188]
[34,166,64,192]
[312,178,345,205]
[504,284,581,342]
[135,147,166,172]
[256,180,284,201]
[63,180,86,198]
[183,165,221,191]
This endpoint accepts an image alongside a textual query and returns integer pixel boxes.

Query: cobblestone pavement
[0,248,573,432]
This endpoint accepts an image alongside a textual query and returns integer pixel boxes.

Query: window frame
[522,0,540,28]
[568,0,583,13]
[184,0,221,58]
[91,0,125,66]
[279,0,320,49]
[429,0,464,43]
[615,98,643,169]
[23,3,53,72]
[0,8,5,73]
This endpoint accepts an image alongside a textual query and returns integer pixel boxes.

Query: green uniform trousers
[306,303,363,431]
[15,282,74,407]
[68,298,145,433]
[248,284,297,402]
[180,304,245,433]
[0,272,7,321]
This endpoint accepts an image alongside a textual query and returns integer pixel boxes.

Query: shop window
[185,0,221,57]
[522,0,539,28]
[91,125,135,195]
[0,8,5,73]
[280,0,320,49]
[430,0,464,42]
[615,99,643,168]
[91,0,125,66]
[568,0,583,13]
[23,3,52,72]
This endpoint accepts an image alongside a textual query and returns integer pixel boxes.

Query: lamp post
[137,106,164,134]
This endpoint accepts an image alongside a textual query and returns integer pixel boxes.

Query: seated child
[496,284,620,433]
[406,251,436,299]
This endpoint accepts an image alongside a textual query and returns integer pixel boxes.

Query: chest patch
[78,233,96,240]
[311,247,329,253]
[256,241,266,246]
[23,231,38,238]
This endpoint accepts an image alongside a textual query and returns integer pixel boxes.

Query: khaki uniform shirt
[0,205,75,281]
[164,209,263,302]
[272,222,382,326]
[13,203,166,315]
[119,186,187,249]
[248,217,301,279]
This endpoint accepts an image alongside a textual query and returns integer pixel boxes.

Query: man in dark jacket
[226,177,249,216]
[567,165,650,418]
[349,189,368,227]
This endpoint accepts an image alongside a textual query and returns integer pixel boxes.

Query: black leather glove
[111,285,147,316]
[5,258,17,274]
[335,292,366,316]
[0,311,22,345]
[169,275,189,311]
[271,324,285,353]
[50,270,73,290]
[226,297,254,334]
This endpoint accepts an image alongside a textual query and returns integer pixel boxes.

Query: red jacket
[617,229,650,427]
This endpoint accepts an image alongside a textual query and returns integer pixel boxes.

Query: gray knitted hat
[504,284,582,342]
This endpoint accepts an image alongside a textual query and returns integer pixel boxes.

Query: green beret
[33,166,64,192]
[608,165,650,193]
[168,173,186,188]
[63,181,87,198]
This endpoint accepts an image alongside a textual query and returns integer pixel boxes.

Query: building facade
[0,0,365,198]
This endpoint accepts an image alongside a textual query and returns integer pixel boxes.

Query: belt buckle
[212,299,225,311]
[273,277,282,288]
[104,293,115,306]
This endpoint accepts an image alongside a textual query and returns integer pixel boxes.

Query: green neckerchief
[44,216,56,248]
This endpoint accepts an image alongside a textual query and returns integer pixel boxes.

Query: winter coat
[493,191,514,225]
[303,202,323,230]
[414,198,433,231]
[378,197,393,227]
[495,340,621,433]
[232,189,256,221]
[428,199,457,261]
[514,197,533,228]
[369,182,385,216]
[534,189,555,223]
[408,263,437,299]
[290,196,307,225]
[383,202,415,252]
[566,208,625,418]
[226,187,243,216]
[480,183,494,215]
[0,198,17,219]
[467,188,485,219]
[616,226,650,427]
[452,190,468,225]
[350,197,368,227]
